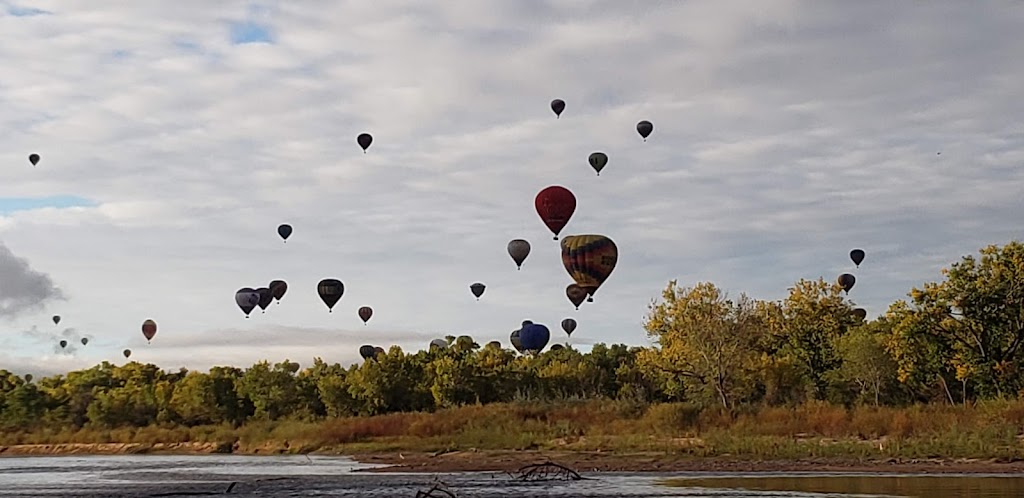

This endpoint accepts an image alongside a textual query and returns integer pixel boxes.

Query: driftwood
[150,481,237,496]
[415,479,458,497]
[510,460,583,481]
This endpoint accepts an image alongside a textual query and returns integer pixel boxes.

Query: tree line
[1,241,1022,432]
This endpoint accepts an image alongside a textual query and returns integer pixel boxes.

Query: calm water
[0,455,1022,497]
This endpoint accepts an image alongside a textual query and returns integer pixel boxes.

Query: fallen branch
[414,479,457,497]
[512,460,583,481]
[149,481,237,496]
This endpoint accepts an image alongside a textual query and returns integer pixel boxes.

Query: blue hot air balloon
[519,323,550,352]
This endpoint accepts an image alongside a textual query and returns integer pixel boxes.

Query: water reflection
[664,474,1024,497]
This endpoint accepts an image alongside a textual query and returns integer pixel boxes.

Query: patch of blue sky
[6,5,50,17]
[229,21,273,44]
[0,195,96,215]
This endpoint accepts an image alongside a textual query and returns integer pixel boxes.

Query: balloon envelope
[358,306,373,324]
[588,152,608,176]
[566,284,587,309]
[59,340,67,349]
[519,323,550,352]
[357,133,373,152]
[852,308,867,320]
[637,120,653,140]
[850,249,865,267]
[28,153,39,166]
[561,235,618,301]
[359,345,376,360]
[277,224,292,241]
[838,273,856,293]
[52,315,60,325]
[256,288,273,311]
[535,186,576,240]
[142,319,157,342]
[470,282,486,299]
[81,337,88,346]
[430,338,448,350]
[550,99,565,118]
[550,344,565,351]
[123,349,131,358]
[561,318,577,336]
[510,329,523,352]
[24,374,32,382]
[269,280,288,302]
[317,279,345,311]
[235,288,260,317]
[507,239,531,270]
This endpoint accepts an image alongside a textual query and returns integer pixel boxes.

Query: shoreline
[3,443,1024,474]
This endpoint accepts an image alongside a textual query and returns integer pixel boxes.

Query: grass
[4,400,1024,460]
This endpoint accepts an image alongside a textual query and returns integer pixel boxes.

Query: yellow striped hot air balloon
[560,235,618,302]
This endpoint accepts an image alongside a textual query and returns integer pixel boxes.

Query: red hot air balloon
[535,186,576,240]
[142,319,157,342]
[358,306,373,325]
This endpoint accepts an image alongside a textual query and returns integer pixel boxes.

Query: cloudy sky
[1,1,1022,376]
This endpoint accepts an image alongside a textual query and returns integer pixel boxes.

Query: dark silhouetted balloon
[123,349,131,359]
[588,152,608,176]
[28,153,39,166]
[59,340,67,349]
[507,239,531,270]
[850,249,865,268]
[278,224,292,242]
[551,99,565,118]
[510,329,523,352]
[359,345,375,360]
[852,308,867,321]
[358,306,373,325]
[81,337,88,346]
[561,318,577,336]
[317,279,345,312]
[142,319,157,342]
[235,288,260,318]
[357,133,373,153]
[535,186,576,240]
[470,282,486,300]
[636,120,653,141]
[52,315,60,325]
[561,235,618,302]
[838,273,856,294]
[24,374,32,383]
[550,344,565,351]
[256,287,273,313]
[519,323,550,352]
[566,284,587,310]
[486,340,501,349]
[374,346,385,356]
[269,280,288,303]
[430,338,448,350]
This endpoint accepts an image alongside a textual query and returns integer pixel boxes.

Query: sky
[1,1,1023,377]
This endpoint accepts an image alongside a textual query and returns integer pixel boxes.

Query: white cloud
[1,1,1023,375]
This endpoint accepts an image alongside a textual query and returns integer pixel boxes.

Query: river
[1,454,1023,497]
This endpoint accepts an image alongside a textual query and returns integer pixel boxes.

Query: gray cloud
[0,1,1022,373]
[0,242,63,317]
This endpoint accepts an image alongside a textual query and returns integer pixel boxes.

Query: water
[1,455,1023,497]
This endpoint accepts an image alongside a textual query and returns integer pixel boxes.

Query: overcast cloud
[1,1,1023,376]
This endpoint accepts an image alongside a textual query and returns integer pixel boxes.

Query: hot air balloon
[123,349,132,359]
[550,344,565,351]
[510,329,523,353]
[838,273,856,294]
[358,345,375,360]
[59,340,67,349]
[269,280,288,303]
[535,186,576,240]
[850,249,865,268]
[588,152,608,176]
[51,315,60,326]
[24,374,32,383]
[374,346,385,356]
[486,340,501,349]
[852,308,867,321]
[142,319,157,342]
[235,288,261,318]
[430,338,448,350]
[561,235,618,302]
[81,337,88,346]
[561,318,577,336]
[358,306,373,325]
[317,279,345,312]
[470,282,486,301]
[28,153,39,166]
[637,120,653,141]
[357,133,373,153]
[566,284,588,310]
[278,224,292,242]
[551,99,565,118]
[507,239,531,270]
[256,288,273,313]
[519,323,550,353]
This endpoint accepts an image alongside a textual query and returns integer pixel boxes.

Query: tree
[640,281,765,410]
[834,321,898,406]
